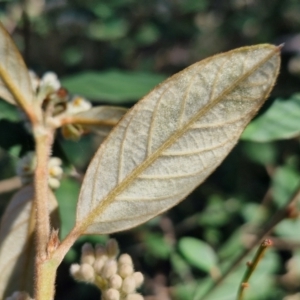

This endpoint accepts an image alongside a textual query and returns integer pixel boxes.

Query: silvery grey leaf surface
[0,23,34,106]
[0,185,59,298]
[76,44,280,234]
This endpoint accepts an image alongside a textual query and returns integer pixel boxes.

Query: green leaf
[61,70,167,104]
[143,232,173,259]
[0,101,19,121]
[178,237,217,273]
[242,94,300,142]
[55,178,80,239]
[272,166,300,207]
[275,219,300,241]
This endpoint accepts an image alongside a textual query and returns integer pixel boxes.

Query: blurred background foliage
[0,0,300,299]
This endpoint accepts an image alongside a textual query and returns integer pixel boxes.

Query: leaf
[178,237,218,273]
[0,23,34,106]
[55,178,80,239]
[64,106,127,137]
[241,94,300,142]
[76,44,280,235]
[61,70,167,103]
[0,185,59,298]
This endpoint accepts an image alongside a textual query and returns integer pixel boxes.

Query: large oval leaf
[0,23,34,106]
[0,185,59,298]
[76,44,280,234]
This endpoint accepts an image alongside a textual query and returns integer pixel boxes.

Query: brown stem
[33,126,55,299]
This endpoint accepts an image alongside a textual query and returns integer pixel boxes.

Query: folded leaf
[0,185,59,298]
[76,44,280,234]
[66,106,127,137]
[0,23,34,106]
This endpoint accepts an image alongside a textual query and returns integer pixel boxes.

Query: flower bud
[118,263,134,278]
[109,274,123,289]
[106,239,119,258]
[103,288,120,300]
[102,260,118,279]
[121,276,136,294]
[118,254,133,266]
[132,272,144,288]
[80,263,95,282]
[81,243,95,265]
[95,244,107,258]
[94,256,108,274]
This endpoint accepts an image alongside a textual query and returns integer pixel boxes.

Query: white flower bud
[40,72,61,92]
[67,96,92,115]
[103,288,120,300]
[106,239,119,258]
[109,274,123,289]
[121,276,136,294]
[70,264,83,281]
[125,294,144,300]
[81,243,95,265]
[132,272,144,288]
[49,165,63,178]
[95,244,106,258]
[94,256,108,274]
[101,260,118,279]
[48,177,60,189]
[80,263,95,282]
[118,263,134,278]
[118,254,133,266]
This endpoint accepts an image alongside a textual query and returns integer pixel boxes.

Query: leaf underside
[76,44,280,235]
[0,185,59,298]
[0,23,33,105]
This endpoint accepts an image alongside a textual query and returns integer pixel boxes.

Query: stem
[33,126,55,299]
[236,239,272,300]
[195,185,300,300]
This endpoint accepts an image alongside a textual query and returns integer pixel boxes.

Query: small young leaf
[0,23,34,106]
[64,106,127,137]
[0,185,59,298]
[242,94,300,142]
[179,237,217,273]
[76,44,280,235]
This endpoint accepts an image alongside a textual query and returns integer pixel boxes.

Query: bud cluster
[24,71,93,140]
[16,151,63,189]
[70,239,144,300]
[5,291,33,300]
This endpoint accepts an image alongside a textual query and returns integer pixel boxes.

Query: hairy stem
[237,239,273,300]
[33,126,56,299]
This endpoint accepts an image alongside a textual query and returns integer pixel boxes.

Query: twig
[195,185,300,300]
[237,239,273,300]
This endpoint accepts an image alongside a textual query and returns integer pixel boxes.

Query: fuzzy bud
[109,274,123,289]
[95,244,107,258]
[121,276,136,294]
[103,288,120,300]
[102,260,118,279]
[106,239,119,258]
[80,263,95,282]
[81,243,95,265]
[94,256,108,274]
[118,263,134,278]
[132,272,144,288]
[70,264,81,279]
[125,294,144,300]
[118,254,133,266]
